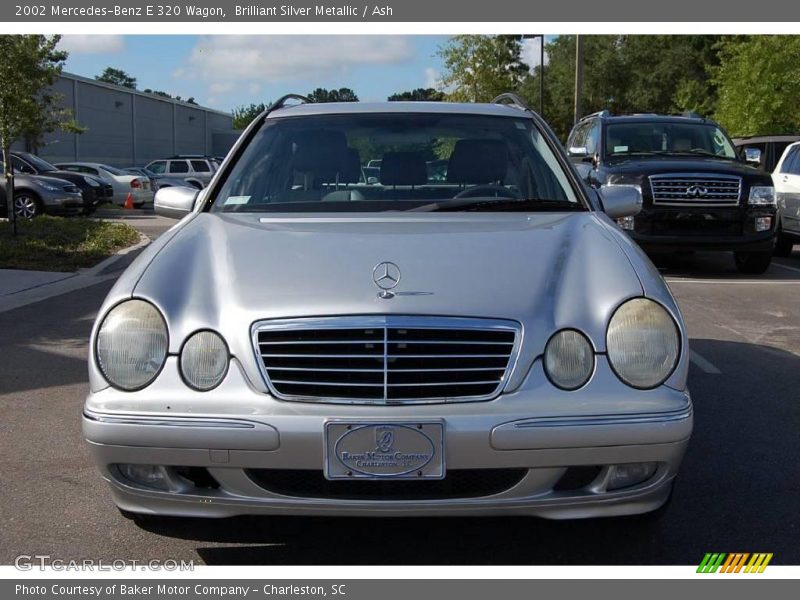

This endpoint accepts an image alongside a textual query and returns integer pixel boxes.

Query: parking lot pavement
[0,234,798,565]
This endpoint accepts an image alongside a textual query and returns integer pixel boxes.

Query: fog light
[616,216,635,231]
[606,462,658,490]
[755,216,772,232]
[117,464,169,490]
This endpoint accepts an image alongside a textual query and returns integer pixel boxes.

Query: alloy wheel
[13,194,39,219]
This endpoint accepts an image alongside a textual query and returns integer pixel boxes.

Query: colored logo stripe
[697,552,773,573]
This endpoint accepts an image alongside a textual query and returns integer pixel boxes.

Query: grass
[0,216,141,272]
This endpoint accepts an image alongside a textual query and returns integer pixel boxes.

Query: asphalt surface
[1,212,798,566]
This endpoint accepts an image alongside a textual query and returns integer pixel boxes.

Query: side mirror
[744,147,762,166]
[154,186,198,219]
[599,184,643,219]
[568,146,588,159]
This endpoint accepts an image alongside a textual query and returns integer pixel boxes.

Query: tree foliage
[388,88,445,102]
[307,88,359,103]
[143,89,198,105]
[0,35,82,226]
[437,35,528,103]
[96,66,137,89]
[232,102,268,130]
[713,36,800,137]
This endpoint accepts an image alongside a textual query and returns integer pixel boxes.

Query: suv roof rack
[581,109,611,121]
[269,94,313,113]
[491,93,532,113]
[680,111,703,119]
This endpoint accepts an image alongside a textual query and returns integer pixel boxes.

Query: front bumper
[84,358,692,520]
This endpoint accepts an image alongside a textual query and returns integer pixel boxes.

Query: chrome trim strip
[510,408,692,429]
[649,172,741,207]
[251,315,523,405]
[83,410,256,429]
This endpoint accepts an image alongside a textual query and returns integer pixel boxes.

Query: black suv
[566,112,777,274]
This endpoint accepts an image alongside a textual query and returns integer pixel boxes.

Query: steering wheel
[453,184,519,199]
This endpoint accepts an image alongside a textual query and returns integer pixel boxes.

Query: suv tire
[734,250,772,274]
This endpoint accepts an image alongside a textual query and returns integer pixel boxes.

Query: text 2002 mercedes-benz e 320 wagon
[83,94,692,522]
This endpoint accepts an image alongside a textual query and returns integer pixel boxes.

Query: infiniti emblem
[373,261,401,291]
[686,185,708,198]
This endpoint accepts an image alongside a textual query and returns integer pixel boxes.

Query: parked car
[732,134,800,174]
[123,167,194,192]
[0,163,84,219]
[84,94,692,523]
[10,151,113,214]
[772,141,800,257]
[143,156,218,190]
[55,162,154,207]
[566,111,778,274]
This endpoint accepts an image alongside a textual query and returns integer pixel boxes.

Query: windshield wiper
[408,198,584,213]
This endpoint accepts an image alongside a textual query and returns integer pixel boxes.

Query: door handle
[783,176,789,182]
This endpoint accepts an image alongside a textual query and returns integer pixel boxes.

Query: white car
[772,141,800,257]
[55,162,154,207]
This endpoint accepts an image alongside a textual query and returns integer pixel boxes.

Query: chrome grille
[649,173,741,207]
[253,316,521,404]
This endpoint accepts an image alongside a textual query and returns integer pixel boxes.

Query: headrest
[447,139,508,184]
[292,130,348,178]
[380,151,427,186]
[340,148,362,184]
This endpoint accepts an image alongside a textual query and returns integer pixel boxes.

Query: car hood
[604,156,771,182]
[130,212,648,371]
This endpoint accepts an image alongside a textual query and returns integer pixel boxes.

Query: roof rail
[491,93,532,113]
[581,109,611,120]
[269,94,313,112]
[680,110,703,119]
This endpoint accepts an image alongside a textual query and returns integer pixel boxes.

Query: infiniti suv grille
[254,316,520,404]
[649,174,741,207]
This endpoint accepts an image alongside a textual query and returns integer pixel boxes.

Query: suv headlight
[748,186,775,206]
[32,179,61,192]
[179,330,229,391]
[96,300,168,390]
[606,298,680,389]
[544,329,595,390]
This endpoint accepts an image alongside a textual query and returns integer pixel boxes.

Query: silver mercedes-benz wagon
[84,93,692,522]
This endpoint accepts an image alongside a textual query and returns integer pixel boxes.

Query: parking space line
[770,262,800,274]
[689,350,722,374]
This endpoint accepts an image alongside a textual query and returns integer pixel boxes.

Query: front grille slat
[649,174,741,207]
[255,317,520,404]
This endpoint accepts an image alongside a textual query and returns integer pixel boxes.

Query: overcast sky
[58,35,547,113]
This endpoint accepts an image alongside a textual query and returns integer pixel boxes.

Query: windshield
[605,122,738,159]
[21,153,58,172]
[100,164,126,176]
[211,113,582,213]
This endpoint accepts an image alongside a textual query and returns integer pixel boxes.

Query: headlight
[748,186,775,206]
[83,176,99,187]
[544,329,595,390]
[180,330,229,391]
[606,298,680,389]
[32,179,61,192]
[96,300,168,390]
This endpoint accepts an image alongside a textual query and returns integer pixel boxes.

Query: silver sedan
[84,95,692,522]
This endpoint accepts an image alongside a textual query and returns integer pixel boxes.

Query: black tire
[734,250,772,274]
[774,227,795,257]
[13,191,42,219]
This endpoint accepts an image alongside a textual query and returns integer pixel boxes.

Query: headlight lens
[606,298,680,389]
[32,179,60,192]
[180,330,229,391]
[749,186,775,206]
[544,329,595,390]
[96,300,168,390]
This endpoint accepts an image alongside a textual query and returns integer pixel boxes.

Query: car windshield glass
[211,113,582,213]
[100,164,126,175]
[605,122,737,159]
[21,153,58,172]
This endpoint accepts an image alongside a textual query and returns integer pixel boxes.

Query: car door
[775,145,800,234]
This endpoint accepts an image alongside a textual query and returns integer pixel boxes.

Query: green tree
[232,102,268,129]
[95,67,137,89]
[0,35,81,229]
[388,88,445,102]
[437,35,529,103]
[713,36,800,136]
[307,88,359,103]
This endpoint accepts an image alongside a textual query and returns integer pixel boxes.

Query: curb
[0,232,151,314]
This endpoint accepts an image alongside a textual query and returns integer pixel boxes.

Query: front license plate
[324,422,445,480]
